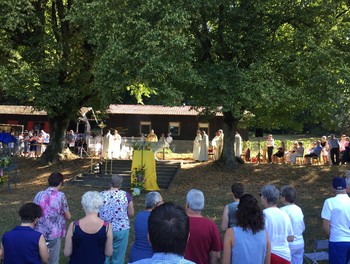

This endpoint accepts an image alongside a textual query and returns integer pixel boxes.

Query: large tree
[0,0,160,162]
[1,0,349,167]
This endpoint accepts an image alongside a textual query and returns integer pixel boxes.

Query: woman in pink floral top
[99,174,134,264]
[33,172,71,264]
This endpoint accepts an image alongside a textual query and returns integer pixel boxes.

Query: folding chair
[303,239,329,264]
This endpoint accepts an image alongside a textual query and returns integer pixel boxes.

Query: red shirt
[185,216,223,264]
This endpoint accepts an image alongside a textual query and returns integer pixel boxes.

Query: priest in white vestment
[193,130,202,161]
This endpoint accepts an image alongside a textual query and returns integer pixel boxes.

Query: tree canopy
[1,0,350,166]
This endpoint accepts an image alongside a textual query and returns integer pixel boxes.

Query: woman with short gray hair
[260,185,293,264]
[280,186,305,264]
[99,174,134,264]
[129,192,163,262]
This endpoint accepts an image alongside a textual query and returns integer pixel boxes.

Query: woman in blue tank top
[1,203,50,264]
[222,194,271,264]
[64,191,113,264]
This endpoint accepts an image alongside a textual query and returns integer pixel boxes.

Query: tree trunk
[220,111,239,169]
[41,116,70,163]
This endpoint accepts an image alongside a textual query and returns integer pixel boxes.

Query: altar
[131,150,160,191]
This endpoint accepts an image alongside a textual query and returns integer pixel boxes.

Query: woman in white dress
[198,131,209,162]
[193,130,202,161]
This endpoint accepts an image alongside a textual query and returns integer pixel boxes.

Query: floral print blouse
[99,189,132,232]
[33,187,70,240]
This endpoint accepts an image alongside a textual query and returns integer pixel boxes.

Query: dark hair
[19,203,42,223]
[48,172,64,187]
[231,183,244,199]
[236,194,264,234]
[281,186,297,203]
[148,202,189,256]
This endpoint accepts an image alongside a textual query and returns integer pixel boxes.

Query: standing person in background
[64,191,113,264]
[166,133,173,145]
[328,134,340,165]
[260,185,293,264]
[266,134,275,164]
[66,130,76,153]
[211,131,221,161]
[280,186,305,264]
[129,192,163,263]
[321,177,350,264]
[146,129,158,142]
[218,129,224,158]
[159,133,166,143]
[33,172,71,264]
[234,132,242,157]
[185,189,222,264]
[111,130,121,159]
[321,136,329,165]
[221,183,245,231]
[198,131,209,162]
[193,130,202,161]
[339,135,349,165]
[0,202,50,264]
[99,174,134,264]
[222,194,271,264]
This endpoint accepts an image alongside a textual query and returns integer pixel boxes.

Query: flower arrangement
[0,156,11,168]
[131,166,146,196]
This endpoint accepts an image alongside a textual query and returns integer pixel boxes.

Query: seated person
[285,142,298,163]
[272,142,285,163]
[304,141,322,164]
[289,142,304,164]
[1,203,50,264]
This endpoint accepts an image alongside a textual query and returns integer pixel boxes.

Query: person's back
[185,216,222,264]
[2,225,43,264]
[68,221,108,264]
[129,210,153,262]
[185,189,222,264]
[264,207,292,261]
[231,227,267,264]
[131,202,194,264]
[1,203,50,264]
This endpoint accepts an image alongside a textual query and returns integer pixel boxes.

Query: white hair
[81,191,103,214]
[186,189,204,211]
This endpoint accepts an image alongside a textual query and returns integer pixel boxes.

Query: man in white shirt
[166,133,173,145]
[321,177,350,264]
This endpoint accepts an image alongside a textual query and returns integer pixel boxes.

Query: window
[140,121,151,136]
[169,122,180,136]
[198,123,209,135]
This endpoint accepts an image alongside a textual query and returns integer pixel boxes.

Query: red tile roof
[108,104,223,116]
[0,104,223,116]
[0,105,47,115]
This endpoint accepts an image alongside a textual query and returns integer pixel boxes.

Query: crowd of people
[1,171,350,263]
[193,129,229,162]
[0,129,50,158]
[254,134,350,165]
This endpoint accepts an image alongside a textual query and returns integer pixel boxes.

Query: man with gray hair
[184,189,222,264]
[321,177,350,264]
[260,185,293,264]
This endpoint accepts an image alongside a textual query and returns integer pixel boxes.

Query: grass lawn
[0,149,342,263]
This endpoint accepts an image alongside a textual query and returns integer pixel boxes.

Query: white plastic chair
[303,239,329,264]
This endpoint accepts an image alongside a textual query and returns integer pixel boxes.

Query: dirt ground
[0,155,342,263]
